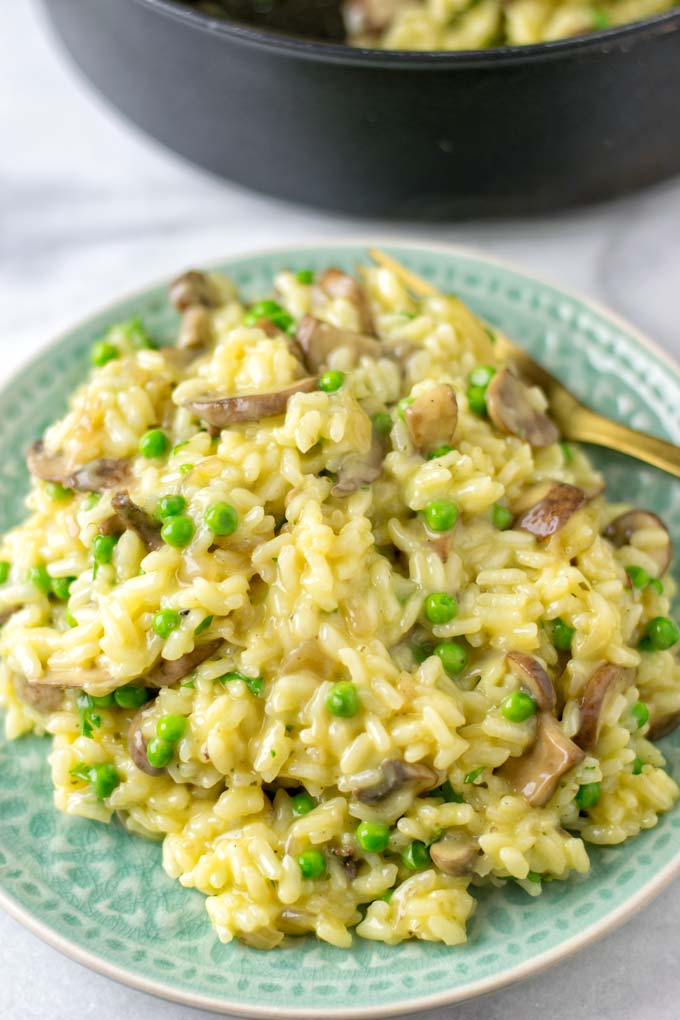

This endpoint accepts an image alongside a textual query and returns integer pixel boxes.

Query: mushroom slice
[575,663,634,751]
[604,510,672,577]
[317,268,375,334]
[13,676,64,713]
[178,305,212,351]
[27,441,70,483]
[111,492,163,551]
[143,638,224,689]
[506,652,556,712]
[331,845,360,881]
[486,369,559,448]
[353,759,438,804]
[183,377,318,430]
[515,482,586,539]
[404,384,458,453]
[500,713,585,807]
[429,834,478,876]
[296,316,382,372]
[169,269,219,311]
[36,667,113,688]
[128,707,165,776]
[648,710,680,741]
[69,458,131,493]
[331,437,385,497]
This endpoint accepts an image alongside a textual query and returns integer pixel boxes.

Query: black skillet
[39,0,680,218]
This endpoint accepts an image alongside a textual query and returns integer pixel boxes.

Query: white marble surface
[2,2,680,1017]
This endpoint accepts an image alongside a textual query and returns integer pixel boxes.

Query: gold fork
[368,248,680,480]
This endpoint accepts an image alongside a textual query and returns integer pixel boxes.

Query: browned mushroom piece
[169,269,219,312]
[13,676,64,713]
[296,316,383,372]
[183,377,319,430]
[27,441,131,494]
[111,492,163,551]
[499,713,585,807]
[514,482,586,539]
[143,638,224,689]
[429,834,478,876]
[506,652,556,712]
[331,845,360,881]
[353,758,438,803]
[404,384,458,453]
[27,441,70,484]
[178,305,212,351]
[575,663,634,751]
[317,268,375,334]
[331,437,385,497]
[36,667,113,688]
[128,707,166,776]
[486,369,559,448]
[648,710,680,741]
[604,510,672,577]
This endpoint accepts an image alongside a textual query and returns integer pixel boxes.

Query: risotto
[1,261,679,950]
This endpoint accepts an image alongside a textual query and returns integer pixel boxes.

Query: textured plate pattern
[1,243,679,1019]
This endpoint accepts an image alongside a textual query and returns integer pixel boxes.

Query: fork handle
[565,406,680,479]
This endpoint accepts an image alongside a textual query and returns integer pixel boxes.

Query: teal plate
[1,241,680,1019]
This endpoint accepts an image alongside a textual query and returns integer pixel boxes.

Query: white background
[1,2,680,1017]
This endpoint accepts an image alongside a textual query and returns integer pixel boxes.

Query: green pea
[90,762,120,800]
[632,757,645,775]
[643,616,680,651]
[492,504,513,531]
[575,782,601,810]
[156,494,186,520]
[424,499,459,533]
[156,714,187,743]
[0,561,9,584]
[50,576,75,601]
[153,609,181,639]
[89,692,115,708]
[326,680,361,718]
[295,269,315,284]
[631,700,650,730]
[371,412,393,439]
[114,685,150,709]
[91,340,119,367]
[205,503,238,537]
[139,428,169,459]
[45,481,73,502]
[559,441,573,464]
[464,767,485,784]
[427,445,453,460]
[648,578,664,595]
[401,840,430,870]
[501,690,538,723]
[467,385,488,417]
[218,671,264,696]
[552,618,575,651]
[194,615,213,636]
[434,640,468,676]
[297,848,326,879]
[93,534,117,565]
[122,316,155,350]
[318,370,345,393]
[291,791,316,817]
[356,820,391,853]
[424,592,458,625]
[626,565,650,589]
[468,365,496,388]
[146,737,174,769]
[161,515,195,548]
[245,300,294,334]
[28,565,52,594]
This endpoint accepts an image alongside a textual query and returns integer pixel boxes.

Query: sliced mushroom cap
[576,663,634,751]
[353,758,438,804]
[128,707,166,776]
[13,676,64,713]
[405,384,458,453]
[317,268,375,334]
[169,269,219,311]
[111,492,163,551]
[69,458,131,493]
[331,844,360,881]
[27,441,69,484]
[143,638,224,689]
[296,316,383,372]
[331,437,385,497]
[183,377,318,430]
[499,713,585,807]
[506,652,556,712]
[648,710,680,741]
[486,369,559,448]
[429,833,478,876]
[178,305,212,351]
[604,510,672,577]
[515,482,586,540]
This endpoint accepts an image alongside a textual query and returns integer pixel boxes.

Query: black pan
[39,0,680,218]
